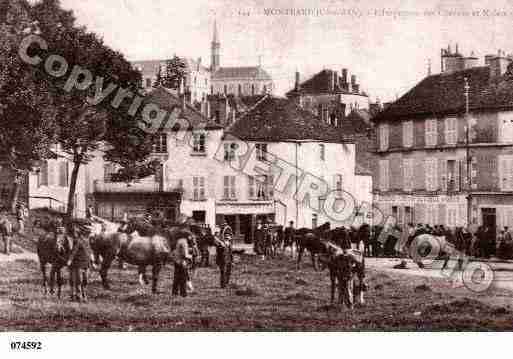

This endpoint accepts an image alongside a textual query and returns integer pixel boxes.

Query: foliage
[161,55,187,90]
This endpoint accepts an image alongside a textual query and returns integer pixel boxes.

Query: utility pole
[464,77,472,227]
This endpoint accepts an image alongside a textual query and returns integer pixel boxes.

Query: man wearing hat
[67,224,93,302]
[0,208,13,255]
[216,223,233,288]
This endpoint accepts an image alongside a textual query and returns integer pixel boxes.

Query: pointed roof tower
[213,19,219,44]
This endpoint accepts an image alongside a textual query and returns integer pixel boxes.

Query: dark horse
[35,219,72,298]
[88,217,202,293]
[295,222,331,270]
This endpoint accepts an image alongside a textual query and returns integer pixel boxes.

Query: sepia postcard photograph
[1,0,513,352]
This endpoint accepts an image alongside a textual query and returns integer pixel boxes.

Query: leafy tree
[161,55,187,90]
[31,0,154,216]
[0,0,57,211]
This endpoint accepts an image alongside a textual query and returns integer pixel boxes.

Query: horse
[319,241,366,308]
[34,220,73,298]
[295,222,331,270]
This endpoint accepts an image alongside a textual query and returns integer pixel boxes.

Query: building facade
[131,20,274,105]
[373,47,513,231]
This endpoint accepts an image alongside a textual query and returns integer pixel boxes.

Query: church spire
[211,19,220,71]
[213,19,219,44]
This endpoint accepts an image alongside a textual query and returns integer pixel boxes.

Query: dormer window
[152,133,167,153]
[255,143,267,161]
[192,133,206,154]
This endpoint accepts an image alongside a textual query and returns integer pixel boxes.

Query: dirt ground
[1,253,513,331]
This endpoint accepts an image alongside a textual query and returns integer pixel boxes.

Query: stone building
[373,47,513,231]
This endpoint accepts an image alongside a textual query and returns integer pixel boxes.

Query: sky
[57,0,513,102]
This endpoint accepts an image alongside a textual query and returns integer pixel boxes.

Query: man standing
[16,202,27,235]
[67,225,92,302]
[0,208,13,255]
[284,220,295,254]
[173,235,191,297]
[216,225,233,288]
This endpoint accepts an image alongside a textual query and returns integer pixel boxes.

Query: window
[224,142,237,161]
[104,163,116,182]
[145,78,152,88]
[403,121,413,147]
[425,158,438,191]
[426,204,438,225]
[499,155,513,191]
[447,160,459,191]
[223,176,236,199]
[403,158,414,192]
[334,174,343,191]
[379,160,389,191]
[249,175,274,200]
[445,117,457,145]
[425,119,438,146]
[320,105,329,123]
[312,213,318,229]
[38,161,48,187]
[447,205,458,227]
[59,161,69,187]
[256,143,267,162]
[238,84,242,96]
[379,123,389,150]
[251,84,255,96]
[319,144,325,161]
[224,84,227,94]
[192,177,205,201]
[214,110,221,124]
[152,133,167,153]
[192,133,206,154]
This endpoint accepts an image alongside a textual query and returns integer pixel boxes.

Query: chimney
[295,71,300,91]
[462,52,478,69]
[441,45,464,73]
[342,68,348,85]
[328,70,334,92]
[333,70,339,91]
[488,50,512,78]
[350,75,357,92]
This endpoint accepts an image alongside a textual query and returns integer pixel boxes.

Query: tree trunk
[66,158,82,218]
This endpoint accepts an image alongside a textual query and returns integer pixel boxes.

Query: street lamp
[464,77,472,227]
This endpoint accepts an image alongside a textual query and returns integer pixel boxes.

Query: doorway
[192,210,206,224]
[482,208,497,230]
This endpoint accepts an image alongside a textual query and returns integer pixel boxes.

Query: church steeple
[211,20,220,72]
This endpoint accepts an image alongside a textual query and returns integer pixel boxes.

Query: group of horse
[35,216,215,299]
[33,215,368,308]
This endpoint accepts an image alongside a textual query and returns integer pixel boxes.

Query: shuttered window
[403,121,413,147]
[59,162,69,187]
[425,119,438,146]
[223,176,236,199]
[403,159,414,192]
[499,155,513,191]
[445,117,457,145]
[39,161,48,187]
[379,160,389,191]
[379,124,389,150]
[192,177,205,201]
[425,158,438,191]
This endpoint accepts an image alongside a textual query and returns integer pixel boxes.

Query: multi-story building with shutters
[372,46,513,231]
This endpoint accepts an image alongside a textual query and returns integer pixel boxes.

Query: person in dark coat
[215,227,233,288]
[284,221,295,252]
[0,208,13,255]
[67,225,93,302]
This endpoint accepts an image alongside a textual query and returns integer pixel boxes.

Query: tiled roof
[225,96,351,143]
[143,87,222,131]
[286,69,366,96]
[212,66,272,80]
[374,66,513,122]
